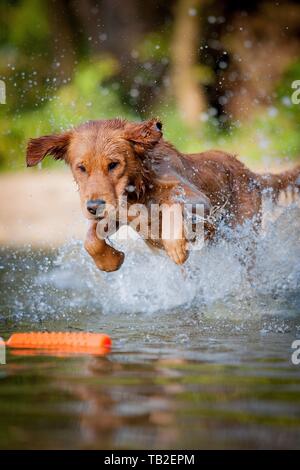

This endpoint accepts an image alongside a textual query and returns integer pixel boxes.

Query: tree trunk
[171,0,206,126]
[47,0,79,79]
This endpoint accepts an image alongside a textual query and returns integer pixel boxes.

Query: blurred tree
[47,0,81,78]
[220,2,300,121]
[171,0,206,126]
[1,0,300,170]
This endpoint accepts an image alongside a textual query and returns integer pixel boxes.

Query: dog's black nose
[86,199,106,216]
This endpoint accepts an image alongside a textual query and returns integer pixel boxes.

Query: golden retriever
[26,118,300,271]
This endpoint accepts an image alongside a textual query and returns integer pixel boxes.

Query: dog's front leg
[160,203,188,265]
[162,237,188,265]
[84,222,124,272]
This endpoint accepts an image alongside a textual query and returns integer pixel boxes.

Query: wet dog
[26,118,300,271]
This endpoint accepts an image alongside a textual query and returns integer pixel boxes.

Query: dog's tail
[259,164,300,201]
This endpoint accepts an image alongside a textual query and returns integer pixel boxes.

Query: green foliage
[1,1,300,171]
[277,60,300,125]
[2,58,300,171]
[7,0,49,53]
[137,31,170,61]
[0,58,136,170]
[156,99,300,165]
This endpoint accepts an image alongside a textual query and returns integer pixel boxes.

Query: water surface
[0,202,300,449]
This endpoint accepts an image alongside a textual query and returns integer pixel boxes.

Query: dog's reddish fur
[26,118,300,271]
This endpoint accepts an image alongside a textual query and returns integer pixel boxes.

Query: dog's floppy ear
[26,132,71,167]
[124,118,162,155]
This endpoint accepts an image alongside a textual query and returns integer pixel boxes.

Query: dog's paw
[84,231,124,272]
[93,248,125,272]
[163,239,188,265]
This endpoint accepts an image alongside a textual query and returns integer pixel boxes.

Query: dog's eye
[108,161,119,171]
[78,164,86,173]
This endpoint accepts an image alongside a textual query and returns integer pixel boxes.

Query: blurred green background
[1,0,300,171]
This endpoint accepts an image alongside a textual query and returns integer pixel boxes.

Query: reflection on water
[0,201,300,449]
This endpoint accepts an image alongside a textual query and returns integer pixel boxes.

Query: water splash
[38,200,300,315]
[1,199,300,324]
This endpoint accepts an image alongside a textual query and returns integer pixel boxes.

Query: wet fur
[26,118,300,271]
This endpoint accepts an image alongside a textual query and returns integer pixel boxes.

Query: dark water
[0,203,300,449]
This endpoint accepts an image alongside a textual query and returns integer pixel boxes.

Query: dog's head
[26,118,162,219]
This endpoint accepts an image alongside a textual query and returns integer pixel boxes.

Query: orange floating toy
[6,332,112,355]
